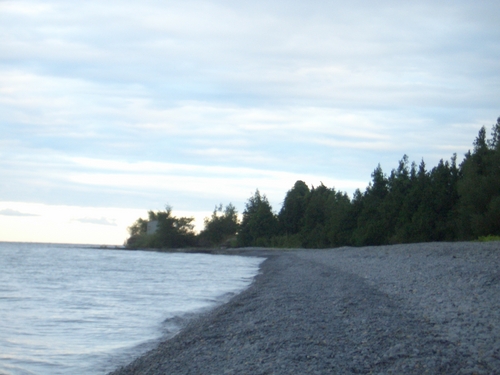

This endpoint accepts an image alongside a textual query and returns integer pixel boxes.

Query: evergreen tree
[428,157,459,240]
[405,160,435,242]
[300,183,332,248]
[382,155,413,243]
[325,190,352,247]
[125,116,500,249]
[238,190,279,246]
[199,203,239,246]
[458,120,500,238]
[278,180,310,235]
[352,165,389,246]
[488,117,500,150]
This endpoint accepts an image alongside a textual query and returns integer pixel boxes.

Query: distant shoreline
[107,245,297,256]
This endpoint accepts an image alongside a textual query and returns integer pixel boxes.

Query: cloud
[1,1,498,109]
[0,208,38,216]
[66,159,366,205]
[0,0,499,245]
[74,217,117,226]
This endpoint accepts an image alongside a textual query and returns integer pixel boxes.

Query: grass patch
[478,235,500,242]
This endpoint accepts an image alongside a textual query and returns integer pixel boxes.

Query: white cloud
[0,1,52,16]
[74,217,117,226]
[0,208,38,217]
[0,0,499,244]
[66,158,366,204]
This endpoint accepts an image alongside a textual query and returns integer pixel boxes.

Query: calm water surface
[0,242,263,375]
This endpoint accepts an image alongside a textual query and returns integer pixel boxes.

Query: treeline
[126,117,500,249]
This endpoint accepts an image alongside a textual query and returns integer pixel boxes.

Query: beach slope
[109,242,500,374]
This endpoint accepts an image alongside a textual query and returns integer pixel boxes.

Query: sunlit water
[0,242,264,375]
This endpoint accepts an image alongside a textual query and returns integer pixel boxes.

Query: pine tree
[352,165,389,246]
[300,183,332,248]
[278,180,310,235]
[458,122,500,238]
[238,190,279,246]
[199,203,239,246]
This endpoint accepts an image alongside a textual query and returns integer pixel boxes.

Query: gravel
[108,242,500,374]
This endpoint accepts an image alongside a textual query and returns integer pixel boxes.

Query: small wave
[0,243,263,375]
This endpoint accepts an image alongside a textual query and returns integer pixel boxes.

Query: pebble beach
[109,242,500,374]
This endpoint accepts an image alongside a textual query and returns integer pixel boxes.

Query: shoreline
[113,246,294,256]
[109,242,500,374]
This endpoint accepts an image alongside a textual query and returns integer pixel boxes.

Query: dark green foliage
[127,217,148,238]
[300,183,333,248]
[126,218,149,248]
[154,208,196,248]
[126,206,196,249]
[352,165,389,246]
[403,160,435,242]
[386,158,420,243]
[268,234,303,248]
[325,190,352,247]
[275,117,499,247]
[198,203,239,247]
[488,117,500,150]
[428,157,460,240]
[384,156,413,239]
[478,234,500,242]
[278,180,310,235]
[457,118,500,238]
[238,190,279,247]
[125,117,500,249]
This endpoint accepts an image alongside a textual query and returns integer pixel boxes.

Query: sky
[1,0,499,245]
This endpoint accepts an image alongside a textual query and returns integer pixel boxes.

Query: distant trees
[198,204,239,247]
[300,183,334,248]
[278,180,309,236]
[127,217,148,239]
[325,189,352,247]
[269,116,500,247]
[352,164,389,246]
[125,117,500,249]
[126,206,196,249]
[457,118,500,238]
[237,190,278,247]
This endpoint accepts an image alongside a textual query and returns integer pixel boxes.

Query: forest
[126,117,500,249]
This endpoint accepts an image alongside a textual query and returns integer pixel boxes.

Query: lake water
[0,242,264,375]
